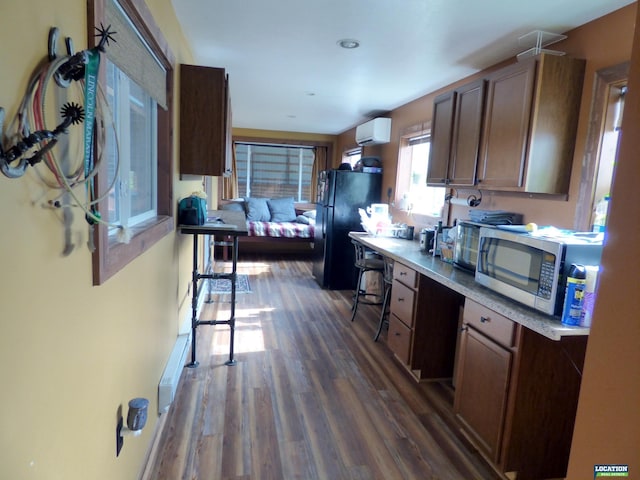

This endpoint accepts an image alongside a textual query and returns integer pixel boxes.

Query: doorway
[574,62,629,231]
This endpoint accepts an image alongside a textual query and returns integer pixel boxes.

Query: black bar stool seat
[350,239,385,323]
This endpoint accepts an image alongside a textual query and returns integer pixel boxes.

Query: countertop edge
[179,209,249,235]
[349,232,589,341]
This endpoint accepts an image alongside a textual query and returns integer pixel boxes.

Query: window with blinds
[235,143,315,201]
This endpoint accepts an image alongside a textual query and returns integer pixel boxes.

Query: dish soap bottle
[592,195,610,233]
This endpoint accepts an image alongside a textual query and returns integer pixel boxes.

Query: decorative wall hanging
[0,26,130,252]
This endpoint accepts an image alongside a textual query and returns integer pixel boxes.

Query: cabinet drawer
[388,314,412,365]
[390,280,416,328]
[464,299,515,347]
[393,263,418,288]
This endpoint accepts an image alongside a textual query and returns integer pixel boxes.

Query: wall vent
[158,333,190,414]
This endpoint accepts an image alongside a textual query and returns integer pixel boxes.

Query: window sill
[93,215,174,285]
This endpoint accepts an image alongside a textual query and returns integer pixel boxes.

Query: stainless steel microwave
[475,227,603,316]
[453,221,493,272]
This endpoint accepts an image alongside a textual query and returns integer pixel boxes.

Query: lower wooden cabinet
[455,319,512,461]
[455,299,588,479]
[388,262,463,380]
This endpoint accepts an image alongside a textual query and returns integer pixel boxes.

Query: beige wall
[0,0,200,479]
[337,5,640,477]
[337,5,637,233]
[567,4,640,477]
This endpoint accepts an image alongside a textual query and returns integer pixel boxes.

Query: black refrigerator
[313,169,382,289]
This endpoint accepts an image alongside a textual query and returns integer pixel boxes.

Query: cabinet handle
[400,271,406,276]
[460,325,469,332]
[397,297,405,302]
[478,178,483,183]
[480,316,490,323]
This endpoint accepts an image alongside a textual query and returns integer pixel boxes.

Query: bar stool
[350,239,385,323]
[374,256,394,341]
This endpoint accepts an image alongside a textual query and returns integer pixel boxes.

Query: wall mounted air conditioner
[355,117,392,146]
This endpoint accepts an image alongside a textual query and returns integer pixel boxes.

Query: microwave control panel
[537,253,557,300]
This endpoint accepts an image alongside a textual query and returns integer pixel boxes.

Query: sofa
[217,197,316,257]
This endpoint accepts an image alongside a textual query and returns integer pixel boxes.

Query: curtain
[222,143,239,199]
[311,146,326,202]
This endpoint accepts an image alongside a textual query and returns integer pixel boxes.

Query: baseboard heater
[158,332,190,414]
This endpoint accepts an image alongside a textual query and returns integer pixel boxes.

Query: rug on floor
[208,274,251,294]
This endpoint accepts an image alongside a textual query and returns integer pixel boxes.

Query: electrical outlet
[116,416,124,456]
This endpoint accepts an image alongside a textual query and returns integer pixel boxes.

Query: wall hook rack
[0,25,116,178]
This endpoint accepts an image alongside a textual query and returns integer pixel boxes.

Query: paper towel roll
[581,265,599,327]
[449,197,468,206]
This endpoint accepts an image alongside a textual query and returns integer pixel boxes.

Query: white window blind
[235,143,315,201]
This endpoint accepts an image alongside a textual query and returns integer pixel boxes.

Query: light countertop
[349,232,589,341]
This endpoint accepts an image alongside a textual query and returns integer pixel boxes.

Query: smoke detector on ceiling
[516,30,567,61]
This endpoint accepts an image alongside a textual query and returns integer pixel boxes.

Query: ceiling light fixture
[337,38,360,49]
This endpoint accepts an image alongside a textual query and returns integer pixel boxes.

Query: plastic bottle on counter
[592,195,610,233]
[561,264,587,326]
[432,220,443,257]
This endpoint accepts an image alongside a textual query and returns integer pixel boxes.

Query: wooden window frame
[574,62,629,231]
[89,0,175,285]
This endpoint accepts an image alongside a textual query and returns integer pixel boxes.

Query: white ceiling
[171,0,634,135]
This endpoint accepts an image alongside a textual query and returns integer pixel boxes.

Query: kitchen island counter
[349,231,588,341]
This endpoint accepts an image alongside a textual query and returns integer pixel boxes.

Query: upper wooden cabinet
[179,64,233,177]
[428,80,486,187]
[478,54,585,193]
[427,91,455,185]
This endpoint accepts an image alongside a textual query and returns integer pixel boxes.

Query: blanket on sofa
[247,220,314,238]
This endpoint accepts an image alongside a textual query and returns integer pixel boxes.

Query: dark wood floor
[146,254,504,480]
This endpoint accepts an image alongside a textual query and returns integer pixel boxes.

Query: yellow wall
[1,1,637,479]
[0,0,200,479]
[234,127,337,144]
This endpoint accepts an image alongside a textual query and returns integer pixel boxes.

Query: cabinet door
[449,79,486,186]
[427,91,456,185]
[477,60,536,189]
[180,64,231,176]
[454,327,512,462]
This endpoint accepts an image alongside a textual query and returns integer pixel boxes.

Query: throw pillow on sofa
[220,201,245,212]
[267,197,297,222]
[245,197,271,221]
